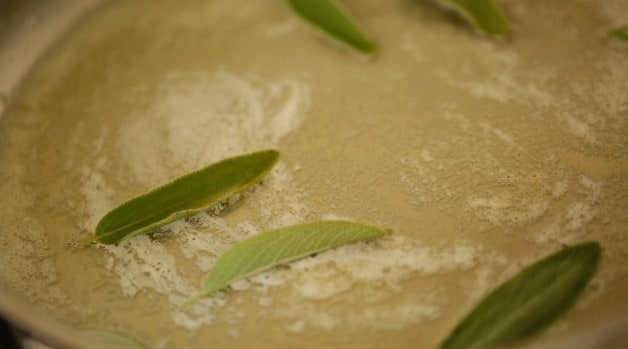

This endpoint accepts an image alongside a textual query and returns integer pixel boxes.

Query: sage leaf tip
[608,24,628,42]
[287,0,377,55]
[430,0,511,37]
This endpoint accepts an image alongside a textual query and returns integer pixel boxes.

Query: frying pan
[1,1,627,348]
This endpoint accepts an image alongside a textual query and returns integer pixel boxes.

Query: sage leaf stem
[80,329,149,349]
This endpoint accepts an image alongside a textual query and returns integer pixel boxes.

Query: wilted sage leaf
[187,220,390,304]
[439,242,601,349]
[85,150,279,245]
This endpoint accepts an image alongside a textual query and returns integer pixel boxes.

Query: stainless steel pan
[1,1,627,348]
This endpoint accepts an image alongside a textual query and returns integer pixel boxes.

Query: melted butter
[0,0,627,348]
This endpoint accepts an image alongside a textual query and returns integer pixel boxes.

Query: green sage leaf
[429,0,510,37]
[188,220,390,303]
[287,0,376,54]
[439,241,601,349]
[80,329,148,349]
[608,25,628,42]
[87,150,279,245]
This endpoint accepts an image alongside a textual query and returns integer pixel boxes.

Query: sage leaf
[80,329,148,349]
[608,25,628,42]
[428,0,510,37]
[87,150,279,245]
[188,220,390,303]
[287,0,376,54]
[439,241,601,349]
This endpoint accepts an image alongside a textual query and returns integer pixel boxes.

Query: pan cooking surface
[0,0,626,348]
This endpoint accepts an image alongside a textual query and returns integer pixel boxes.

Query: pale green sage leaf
[608,25,628,42]
[87,150,279,245]
[429,0,510,37]
[188,220,390,303]
[80,329,148,349]
[439,241,601,349]
[287,0,376,54]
